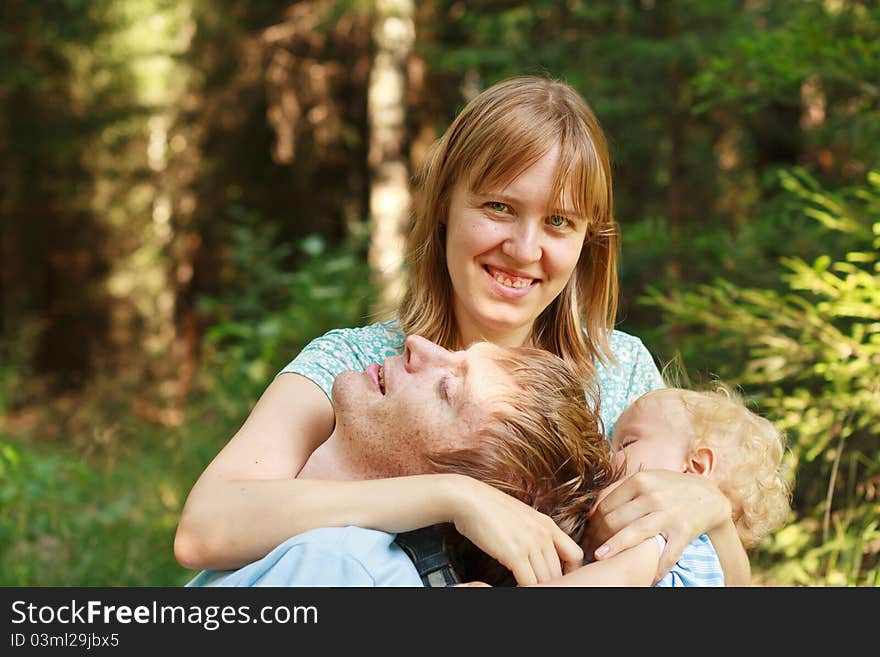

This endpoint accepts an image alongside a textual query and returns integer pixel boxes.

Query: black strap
[394,524,462,587]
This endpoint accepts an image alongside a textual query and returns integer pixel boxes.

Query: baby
[549,384,791,586]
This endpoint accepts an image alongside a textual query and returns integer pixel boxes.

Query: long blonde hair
[398,75,619,383]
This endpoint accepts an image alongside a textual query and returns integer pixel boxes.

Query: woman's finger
[593,493,657,543]
[529,550,555,584]
[592,513,662,561]
[590,472,642,517]
[552,526,584,574]
[509,557,538,587]
[654,534,688,583]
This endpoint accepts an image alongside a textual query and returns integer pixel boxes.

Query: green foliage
[196,205,376,416]
[0,321,43,416]
[0,422,221,586]
[5,0,877,588]
[0,207,376,585]
[692,0,880,170]
[643,170,880,585]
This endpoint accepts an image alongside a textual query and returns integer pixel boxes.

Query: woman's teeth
[378,365,385,393]
[491,270,532,288]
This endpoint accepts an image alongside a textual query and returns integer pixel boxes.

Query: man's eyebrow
[453,360,470,410]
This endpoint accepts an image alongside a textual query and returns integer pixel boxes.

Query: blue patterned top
[279,319,664,437]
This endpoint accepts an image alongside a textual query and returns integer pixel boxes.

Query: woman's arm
[531,538,659,587]
[175,373,461,569]
[174,373,581,581]
[583,470,748,584]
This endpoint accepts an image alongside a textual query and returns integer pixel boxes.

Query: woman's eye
[547,214,570,229]
[486,201,511,214]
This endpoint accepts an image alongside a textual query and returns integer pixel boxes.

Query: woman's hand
[449,476,583,586]
[583,470,732,583]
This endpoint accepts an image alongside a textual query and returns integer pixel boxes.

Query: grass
[0,399,237,586]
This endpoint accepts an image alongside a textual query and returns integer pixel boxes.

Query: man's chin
[331,371,362,407]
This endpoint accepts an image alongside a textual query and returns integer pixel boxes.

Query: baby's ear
[685,446,715,477]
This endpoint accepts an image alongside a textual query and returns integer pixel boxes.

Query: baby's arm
[707,518,751,586]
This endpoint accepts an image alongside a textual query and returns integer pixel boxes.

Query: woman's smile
[444,144,587,346]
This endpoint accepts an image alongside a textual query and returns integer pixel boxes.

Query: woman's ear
[684,446,716,477]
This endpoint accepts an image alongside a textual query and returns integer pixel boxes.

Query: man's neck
[298,430,428,481]
[298,434,361,480]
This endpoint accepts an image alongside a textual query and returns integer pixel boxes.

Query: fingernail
[595,545,609,559]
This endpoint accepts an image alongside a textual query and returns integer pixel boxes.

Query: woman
[175,75,748,585]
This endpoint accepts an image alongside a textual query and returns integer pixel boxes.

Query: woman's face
[444,144,588,347]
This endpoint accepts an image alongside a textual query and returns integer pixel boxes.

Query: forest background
[1,0,877,587]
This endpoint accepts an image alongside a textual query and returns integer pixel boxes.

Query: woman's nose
[501,222,541,263]
[404,335,453,372]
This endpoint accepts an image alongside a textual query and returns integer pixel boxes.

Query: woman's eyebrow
[472,191,582,219]
[470,191,519,206]
[551,206,583,219]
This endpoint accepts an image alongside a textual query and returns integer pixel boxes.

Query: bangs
[552,128,611,231]
[465,123,558,198]
[462,114,610,231]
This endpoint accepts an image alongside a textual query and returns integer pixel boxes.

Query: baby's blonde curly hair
[667,385,793,547]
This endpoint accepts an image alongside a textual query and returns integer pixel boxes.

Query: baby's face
[611,390,693,476]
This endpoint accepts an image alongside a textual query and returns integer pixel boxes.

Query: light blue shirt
[654,534,725,587]
[186,527,423,587]
[187,528,725,587]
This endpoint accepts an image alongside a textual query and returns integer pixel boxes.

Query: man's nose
[404,335,453,372]
[501,221,542,263]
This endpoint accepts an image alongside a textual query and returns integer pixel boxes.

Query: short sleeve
[595,330,665,436]
[277,321,406,401]
[654,535,726,587]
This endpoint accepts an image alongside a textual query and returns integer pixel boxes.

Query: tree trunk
[367,0,415,315]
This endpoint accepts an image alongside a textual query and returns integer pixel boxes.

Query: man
[186,336,617,587]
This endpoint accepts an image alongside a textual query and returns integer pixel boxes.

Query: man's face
[331,335,511,475]
[610,390,693,477]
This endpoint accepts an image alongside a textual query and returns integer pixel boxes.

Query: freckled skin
[297,337,504,481]
[332,421,438,479]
